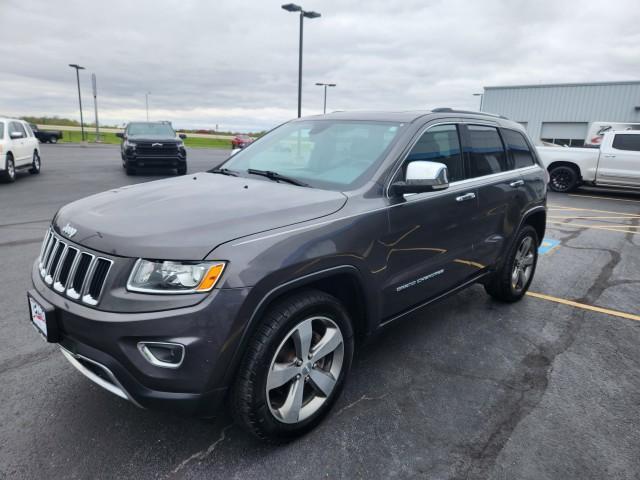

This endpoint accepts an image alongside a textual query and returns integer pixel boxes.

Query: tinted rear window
[502,129,535,168]
[465,125,508,177]
[612,134,640,152]
[0,122,4,139]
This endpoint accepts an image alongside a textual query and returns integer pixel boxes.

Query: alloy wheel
[266,316,344,424]
[511,236,535,294]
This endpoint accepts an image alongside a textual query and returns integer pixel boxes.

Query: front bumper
[123,149,186,169]
[30,265,251,416]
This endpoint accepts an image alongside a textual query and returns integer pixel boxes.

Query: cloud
[1,0,639,131]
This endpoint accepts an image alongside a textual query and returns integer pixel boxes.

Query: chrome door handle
[509,180,525,187]
[456,192,476,202]
[603,154,616,158]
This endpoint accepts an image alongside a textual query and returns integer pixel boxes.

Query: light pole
[473,93,484,111]
[315,83,336,114]
[69,64,86,141]
[145,92,151,121]
[281,3,321,118]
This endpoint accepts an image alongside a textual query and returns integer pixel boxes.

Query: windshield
[220,120,403,190]
[126,123,175,138]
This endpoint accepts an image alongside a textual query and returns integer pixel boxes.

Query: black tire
[50,137,58,144]
[1,155,16,183]
[177,164,187,175]
[29,151,41,174]
[484,225,539,303]
[231,289,354,443]
[548,165,579,193]
[125,165,136,176]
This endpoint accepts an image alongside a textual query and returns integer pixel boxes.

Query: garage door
[541,122,588,147]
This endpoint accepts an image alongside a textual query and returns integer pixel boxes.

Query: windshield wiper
[247,169,309,187]
[210,167,239,177]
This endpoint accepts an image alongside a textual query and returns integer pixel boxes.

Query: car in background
[117,121,187,175]
[538,130,640,192]
[231,134,254,149]
[30,124,63,144]
[0,118,41,182]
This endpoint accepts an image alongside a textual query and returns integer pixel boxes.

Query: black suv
[117,121,187,175]
[28,110,546,442]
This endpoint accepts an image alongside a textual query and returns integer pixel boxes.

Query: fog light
[137,342,185,369]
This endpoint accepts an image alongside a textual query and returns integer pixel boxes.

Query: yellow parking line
[547,220,640,235]
[527,291,640,322]
[568,193,640,204]
[549,215,640,220]
[548,205,640,217]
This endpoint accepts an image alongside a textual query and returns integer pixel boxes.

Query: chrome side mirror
[10,131,24,139]
[390,161,449,196]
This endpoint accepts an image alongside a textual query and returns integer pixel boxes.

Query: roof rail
[431,107,509,120]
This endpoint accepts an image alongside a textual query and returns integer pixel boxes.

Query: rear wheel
[484,225,538,302]
[1,155,16,183]
[49,136,58,144]
[232,289,354,443]
[548,165,578,193]
[29,151,41,174]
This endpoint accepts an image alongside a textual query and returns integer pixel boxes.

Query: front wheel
[484,225,539,302]
[231,289,354,443]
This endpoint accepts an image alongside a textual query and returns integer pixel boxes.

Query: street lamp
[281,3,321,118]
[145,92,151,121]
[315,82,336,114]
[473,93,484,111]
[69,64,86,141]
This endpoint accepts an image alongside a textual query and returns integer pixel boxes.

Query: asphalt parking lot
[1,144,639,479]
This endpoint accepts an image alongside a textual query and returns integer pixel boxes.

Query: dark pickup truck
[30,124,63,143]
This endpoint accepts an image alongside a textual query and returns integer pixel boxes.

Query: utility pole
[145,92,151,121]
[92,73,100,142]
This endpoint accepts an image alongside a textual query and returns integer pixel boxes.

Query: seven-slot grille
[38,228,113,306]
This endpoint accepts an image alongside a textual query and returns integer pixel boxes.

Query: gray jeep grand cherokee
[28,109,546,442]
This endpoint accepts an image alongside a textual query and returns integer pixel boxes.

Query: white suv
[0,118,41,183]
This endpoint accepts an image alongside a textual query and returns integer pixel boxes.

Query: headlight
[127,259,226,294]
[124,140,136,150]
[177,141,185,148]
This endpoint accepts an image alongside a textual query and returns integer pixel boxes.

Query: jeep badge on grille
[61,223,77,238]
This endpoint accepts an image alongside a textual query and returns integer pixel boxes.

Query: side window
[9,122,26,137]
[405,124,464,181]
[0,122,4,139]
[612,134,640,152]
[465,125,508,178]
[502,129,535,168]
[23,123,34,137]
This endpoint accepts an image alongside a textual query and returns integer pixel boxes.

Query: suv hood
[53,173,347,259]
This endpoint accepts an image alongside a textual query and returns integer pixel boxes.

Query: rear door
[381,122,481,319]
[8,121,29,165]
[22,122,38,159]
[595,133,640,187]
[459,123,526,268]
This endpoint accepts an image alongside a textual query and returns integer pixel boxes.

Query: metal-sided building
[480,80,640,145]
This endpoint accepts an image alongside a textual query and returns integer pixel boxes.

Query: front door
[381,123,481,320]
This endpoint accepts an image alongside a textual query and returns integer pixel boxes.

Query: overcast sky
[1,0,639,131]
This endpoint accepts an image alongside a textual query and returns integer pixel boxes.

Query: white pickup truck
[538,130,640,192]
